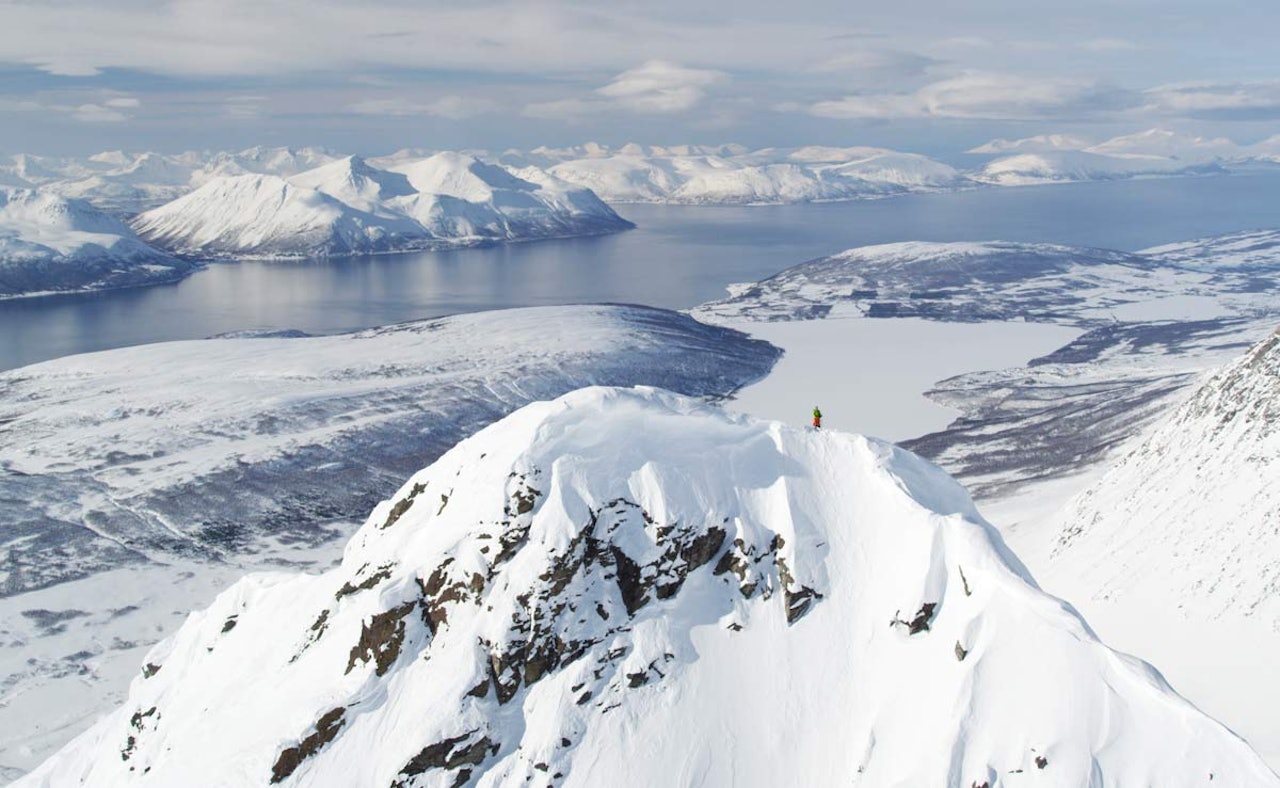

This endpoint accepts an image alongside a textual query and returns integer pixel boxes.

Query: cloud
[595,61,728,113]
[524,60,728,119]
[70,103,129,122]
[346,96,500,120]
[0,93,140,122]
[0,1,834,79]
[808,50,940,79]
[809,72,1135,121]
[1142,81,1280,119]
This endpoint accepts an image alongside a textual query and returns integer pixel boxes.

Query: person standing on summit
[812,405,822,429]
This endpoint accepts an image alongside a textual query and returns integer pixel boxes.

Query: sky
[2,0,1279,157]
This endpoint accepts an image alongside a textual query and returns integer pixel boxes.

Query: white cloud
[524,60,728,119]
[70,103,129,122]
[0,93,140,123]
[1142,81,1280,118]
[346,96,500,120]
[809,49,940,79]
[595,61,728,113]
[809,72,1134,121]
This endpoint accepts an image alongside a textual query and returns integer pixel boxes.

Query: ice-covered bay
[725,318,1079,440]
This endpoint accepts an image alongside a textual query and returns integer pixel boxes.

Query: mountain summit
[21,388,1276,786]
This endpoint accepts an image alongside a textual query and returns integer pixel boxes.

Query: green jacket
[812,408,822,419]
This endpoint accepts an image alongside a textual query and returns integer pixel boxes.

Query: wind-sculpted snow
[0,305,776,596]
[131,154,631,258]
[0,188,193,297]
[18,388,1277,787]
[1049,328,1280,629]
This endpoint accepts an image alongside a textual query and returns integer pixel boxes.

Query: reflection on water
[2,174,1279,371]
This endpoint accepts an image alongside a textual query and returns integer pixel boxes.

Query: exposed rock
[270,707,346,783]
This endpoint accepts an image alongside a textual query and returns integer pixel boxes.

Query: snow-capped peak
[391,151,539,202]
[288,155,417,210]
[20,387,1276,786]
[131,154,630,258]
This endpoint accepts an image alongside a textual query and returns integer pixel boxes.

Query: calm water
[3,174,1279,371]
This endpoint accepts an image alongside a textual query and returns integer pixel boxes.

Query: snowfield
[17,387,1278,787]
[0,188,192,298]
[131,154,631,258]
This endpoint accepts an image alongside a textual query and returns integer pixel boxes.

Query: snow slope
[1049,328,1280,627]
[19,387,1277,786]
[0,305,778,775]
[0,188,192,297]
[131,155,631,258]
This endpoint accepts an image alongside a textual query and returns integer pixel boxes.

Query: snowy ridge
[0,188,191,297]
[131,154,631,258]
[1050,328,1280,627]
[969,128,1278,185]
[19,387,1277,786]
[520,144,967,204]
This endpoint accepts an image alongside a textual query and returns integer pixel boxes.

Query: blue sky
[2,0,1279,156]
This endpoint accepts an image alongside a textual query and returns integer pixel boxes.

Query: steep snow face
[133,155,630,258]
[1050,328,1280,628]
[0,188,190,297]
[20,387,1276,787]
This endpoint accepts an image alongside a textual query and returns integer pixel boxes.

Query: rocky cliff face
[20,388,1277,787]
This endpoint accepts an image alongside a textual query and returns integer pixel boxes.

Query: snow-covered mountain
[0,188,192,297]
[131,154,631,258]
[972,150,1223,186]
[969,128,1278,185]
[1050,327,1280,627]
[0,305,778,775]
[19,387,1277,786]
[523,143,966,204]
